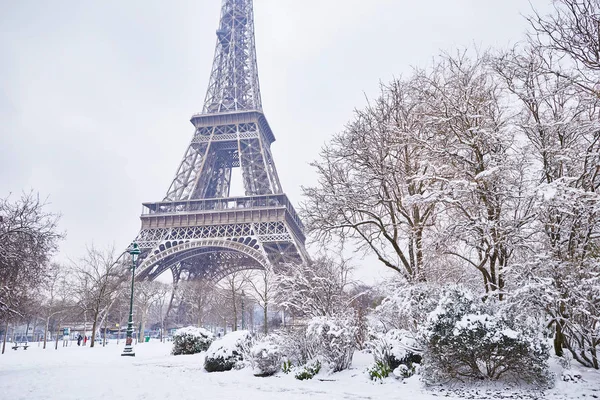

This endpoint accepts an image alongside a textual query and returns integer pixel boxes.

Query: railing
[142,194,304,230]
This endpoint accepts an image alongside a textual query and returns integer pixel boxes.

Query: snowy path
[0,341,597,400]
[0,341,437,400]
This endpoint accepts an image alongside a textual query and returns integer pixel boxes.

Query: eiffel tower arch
[131,0,307,286]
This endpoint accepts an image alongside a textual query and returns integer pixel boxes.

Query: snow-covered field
[0,340,598,400]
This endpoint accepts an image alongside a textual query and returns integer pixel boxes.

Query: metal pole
[122,243,139,356]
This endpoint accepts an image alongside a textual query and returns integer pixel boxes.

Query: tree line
[301,0,600,369]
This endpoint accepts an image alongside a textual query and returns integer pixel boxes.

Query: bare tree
[275,255,354,319]
[72,246,126,347]
[414,51,535,299]
[135,281,170,342]
[528,0,600,95]
[0,192,63,320]
[40,264,70,349]
[495,34,600,367]
[216,271,250,331]
[245,268,277,334]
[148,283,171,341]
[301,79,441,282]
[178,280,215,328]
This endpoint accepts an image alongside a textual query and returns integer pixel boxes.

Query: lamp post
[121,242,140,356]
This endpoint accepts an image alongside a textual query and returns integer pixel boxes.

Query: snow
[174,326,213,338]
[0,340,599,400]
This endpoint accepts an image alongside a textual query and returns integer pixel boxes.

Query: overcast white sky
[1,0,551,283]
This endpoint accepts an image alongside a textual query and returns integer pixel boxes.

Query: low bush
[204,330,253,372]
[282,359,293,374]
[368,329,421,372]
[306,315,357,372]
[250,335,283,377]
[420,286,551,385]
[393,364,416,379]
[294,360,321,380]
[171,326,214,355]
[366,361,391,382]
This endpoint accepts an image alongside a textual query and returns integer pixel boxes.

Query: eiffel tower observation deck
[133,0,307,283]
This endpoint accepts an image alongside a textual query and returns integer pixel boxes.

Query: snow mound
[204,330,253,372]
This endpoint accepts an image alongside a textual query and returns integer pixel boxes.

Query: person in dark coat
[77,334,82,346]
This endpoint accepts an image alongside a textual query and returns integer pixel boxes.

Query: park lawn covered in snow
[0,340,598,400]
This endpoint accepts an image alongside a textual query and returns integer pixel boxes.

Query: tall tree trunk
[30,318,37,344]
[139,308,147,344]
[2,321,8,354]
[43,317,49,349]
[263,306,268,335]
[90,308,99,348]
[54,324,60,350]
[25,320,30,343]
[232,293,238,331]
[83,310,87,346]
[554,322,564,357]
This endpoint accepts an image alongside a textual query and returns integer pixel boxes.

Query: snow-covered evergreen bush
[420,287,551,385]
[204,330,253,372]
[305,315,357,372]
[366,361,391,381]
[249,334,283,376]
[368,329,421,377]
[171,326,214,355]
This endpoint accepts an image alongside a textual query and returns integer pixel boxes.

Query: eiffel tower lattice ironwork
[132,0,307,284]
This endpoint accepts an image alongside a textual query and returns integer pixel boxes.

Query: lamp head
[129,242,141,262]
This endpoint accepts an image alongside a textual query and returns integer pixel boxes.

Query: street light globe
[129,242,141,262]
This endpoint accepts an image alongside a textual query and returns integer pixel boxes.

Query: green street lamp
[121,242,140,357]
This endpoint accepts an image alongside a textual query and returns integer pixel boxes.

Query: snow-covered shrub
[204,330,253,372]
[278,327,311,367]
[294,360,321,380]
[420,286,551,385]
[249,334,283,376]
[393,364,415,379]
[368,329,421,377]
[306,315,357,372]
[171,326,214,355]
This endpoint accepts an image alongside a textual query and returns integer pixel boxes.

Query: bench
[11,343,29,350]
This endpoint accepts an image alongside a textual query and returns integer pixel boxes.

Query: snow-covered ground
[0,340,598,400]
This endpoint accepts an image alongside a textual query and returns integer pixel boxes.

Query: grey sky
[1,0,551,281]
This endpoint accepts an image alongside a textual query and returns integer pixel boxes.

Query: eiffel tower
[132,0,307,284]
